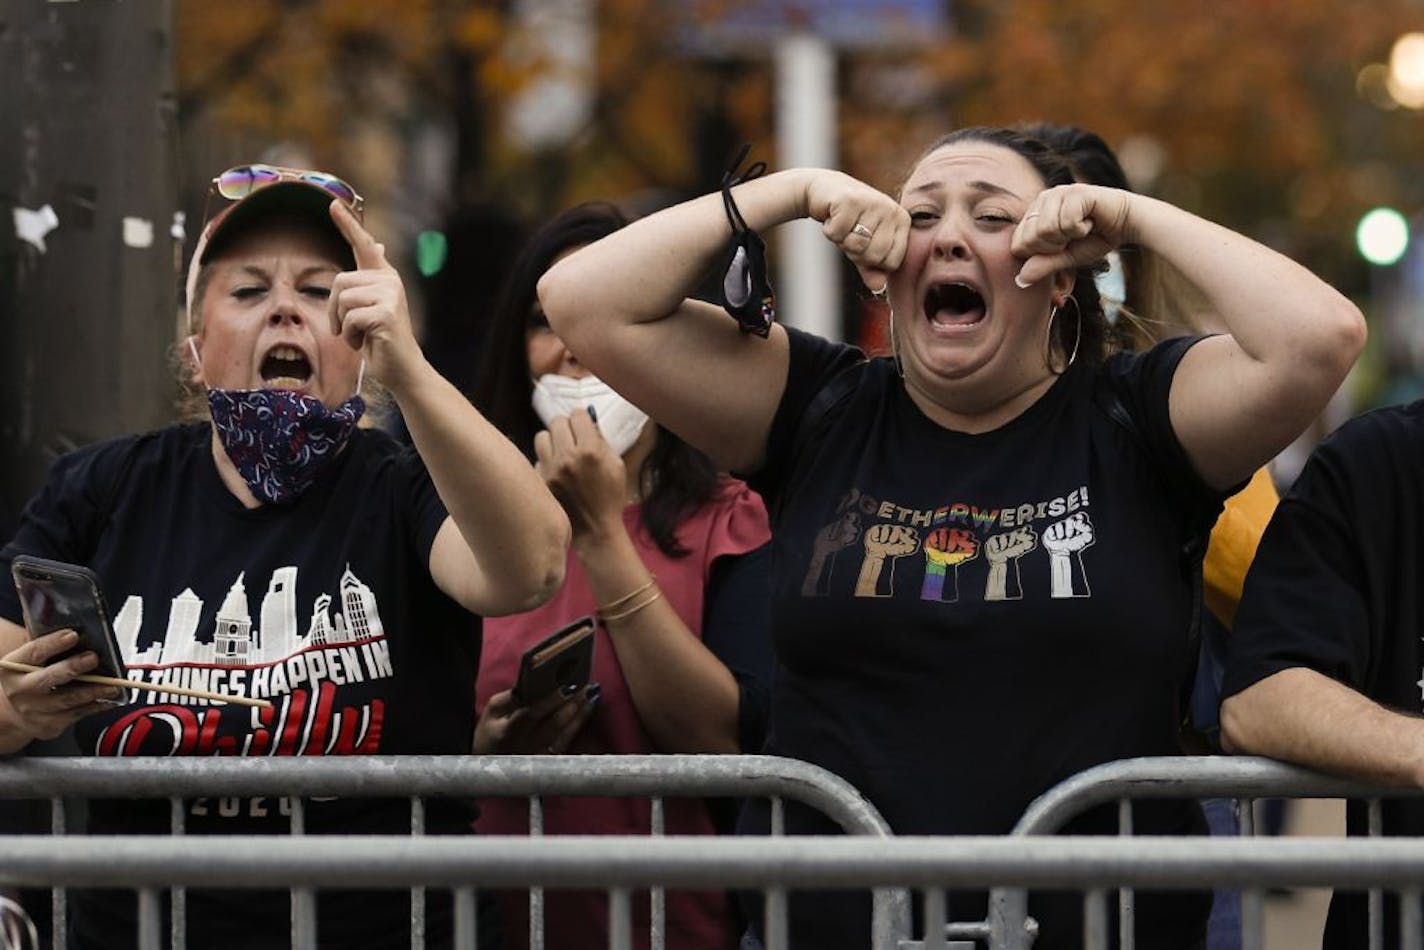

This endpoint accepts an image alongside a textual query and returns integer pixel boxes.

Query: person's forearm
[540,169,815,331]
[393,362,569,611]
[1220,666,1424,788]
[1126,195,1363,373]
[576,526,740,754]
[0,697,34,756]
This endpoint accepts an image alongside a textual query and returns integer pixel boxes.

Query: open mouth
[923,282,986,328]
[260,345,313,390]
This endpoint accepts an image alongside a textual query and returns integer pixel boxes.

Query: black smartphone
[11,555,127,681]
[512,615,595,706]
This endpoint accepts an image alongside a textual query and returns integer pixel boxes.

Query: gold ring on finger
[851,222,874,239]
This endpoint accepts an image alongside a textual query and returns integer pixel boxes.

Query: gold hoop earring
[1044,296,1082,375]
[888,303,905,379]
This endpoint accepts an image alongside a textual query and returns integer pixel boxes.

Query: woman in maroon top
[469,202,774,950]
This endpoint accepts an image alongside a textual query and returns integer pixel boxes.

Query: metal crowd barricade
[978,755,1424,950]
[0,754,910,950]
[8,753,1424,950]
[8,833,1424,949]
[0,895,39,950]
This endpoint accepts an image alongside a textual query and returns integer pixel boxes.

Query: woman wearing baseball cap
[0,163,570,947]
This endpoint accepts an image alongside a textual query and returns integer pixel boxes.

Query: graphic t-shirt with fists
[743,328,1225,948]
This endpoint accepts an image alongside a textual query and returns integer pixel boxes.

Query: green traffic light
[1356,207,1409,266]
[416,230,449,277]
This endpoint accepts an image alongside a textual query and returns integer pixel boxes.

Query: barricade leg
[454,887,478,950]
[1083,890,1108,950]
[1402,887,1421,950]
[987,887,1036,950]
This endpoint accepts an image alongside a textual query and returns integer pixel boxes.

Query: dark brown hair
[471,202,720,558]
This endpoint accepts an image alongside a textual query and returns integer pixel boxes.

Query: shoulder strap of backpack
[1092,379,1209,719]
[769,362,862,525]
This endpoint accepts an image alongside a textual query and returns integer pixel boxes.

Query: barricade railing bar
[985,755,1424,950]
[5,754,1423,950]
[5,835,1424,948]
[0,755,908,950]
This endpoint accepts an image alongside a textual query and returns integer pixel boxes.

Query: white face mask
[531,374,650,456]
[1094,250,1126,326]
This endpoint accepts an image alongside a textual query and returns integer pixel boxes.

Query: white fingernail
[1014,272,1032,289]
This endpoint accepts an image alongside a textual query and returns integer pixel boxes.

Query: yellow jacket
[1203,468,1278,629]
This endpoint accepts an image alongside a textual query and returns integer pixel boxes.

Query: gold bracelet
[598,588,663,623]
[595,576,656,615]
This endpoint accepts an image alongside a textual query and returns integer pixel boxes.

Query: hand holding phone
[512,615,596,706]
[5,556,270,710]
[0,614,128,745]
[11,555,126,681]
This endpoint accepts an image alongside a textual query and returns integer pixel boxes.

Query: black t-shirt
[741,328,1222,948]
[0,423,482,948]
[1223,400,1424,949]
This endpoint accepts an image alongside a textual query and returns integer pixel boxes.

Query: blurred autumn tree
[175,0,773,387]
[176,0,1424,309]
[175,0,766,222]
[898,0,1424,295]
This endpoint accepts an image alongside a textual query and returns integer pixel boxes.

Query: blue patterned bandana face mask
[206,387,365,505]
[190,332,369,505]
[192,337,367,505]
[207,387,370,504]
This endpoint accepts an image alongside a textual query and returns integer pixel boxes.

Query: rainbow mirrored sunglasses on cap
[187,163,366,331]
[211,164,365,218]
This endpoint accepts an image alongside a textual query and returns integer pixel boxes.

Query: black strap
[720,143,766,233]
[769,362,862,525]
[718,145,776,337]
[1092,380,1209,723]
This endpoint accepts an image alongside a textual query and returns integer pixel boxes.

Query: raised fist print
[802,511,862,596]
[920,527,979,603]
[854,523,921,598]
[1043,512,1095,598]
[983,526,1038,601]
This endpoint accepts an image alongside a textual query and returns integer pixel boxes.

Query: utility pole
[0,1,179,534]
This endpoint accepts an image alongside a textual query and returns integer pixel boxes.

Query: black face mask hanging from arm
[718,144,776,338]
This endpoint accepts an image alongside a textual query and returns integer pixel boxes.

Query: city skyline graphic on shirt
[111,565,387,669]
[94,565,394,760]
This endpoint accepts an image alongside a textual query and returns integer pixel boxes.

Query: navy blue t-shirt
[741,328,1222,948]
[0,423,481,948]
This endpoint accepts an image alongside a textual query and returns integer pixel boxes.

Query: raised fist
[921,527,979,603]
[864,523,921,559]
[983,526,1037,602]
[802,511,862,596]
[1042,512,1094,555]
[855,523,921,598]
[984,526,1037,564]
[924,527,979,567]
[1043,512,1095,598]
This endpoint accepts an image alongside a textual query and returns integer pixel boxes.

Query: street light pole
[774,30,841,340]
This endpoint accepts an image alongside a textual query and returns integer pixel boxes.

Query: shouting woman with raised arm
[0,164,569,948]
[539,127,1365,948]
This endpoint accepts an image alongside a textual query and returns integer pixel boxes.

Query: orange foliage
[176,0,1424,287]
